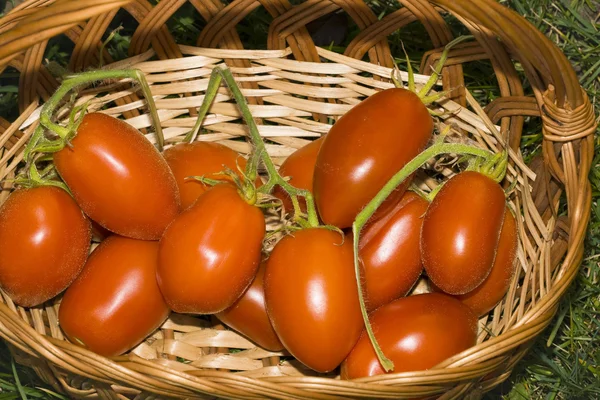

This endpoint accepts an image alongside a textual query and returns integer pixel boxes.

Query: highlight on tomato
[0,186,91,307]
[59,236,170,357]
[157,183,265,314]
[53,112,181,240]
[421,171,506,295]
[264,228,363,373]
[341,292,478,379]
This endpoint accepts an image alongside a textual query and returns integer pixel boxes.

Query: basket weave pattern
[0,0,597,399]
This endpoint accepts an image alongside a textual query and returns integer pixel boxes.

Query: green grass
[1,0,599,399]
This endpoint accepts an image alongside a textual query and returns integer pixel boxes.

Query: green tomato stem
[351,141,493,372]
[34,69,163,156]
[185,69,224,143]
[188,65,320,227]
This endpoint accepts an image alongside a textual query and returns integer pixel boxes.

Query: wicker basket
[0,0,596,399]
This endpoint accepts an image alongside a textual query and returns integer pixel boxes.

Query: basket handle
[0,0,133,72]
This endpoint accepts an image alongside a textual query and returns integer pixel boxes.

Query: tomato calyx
[12,161,71,194]
[392,36,473,110]
[186,166,260,206]
[468,150,509,184]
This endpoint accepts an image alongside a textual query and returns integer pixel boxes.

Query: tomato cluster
[0,78,518,378]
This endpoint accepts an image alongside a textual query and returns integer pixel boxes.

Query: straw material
[0,0,595,399]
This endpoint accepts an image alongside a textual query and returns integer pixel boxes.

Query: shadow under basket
[0,0,596,399]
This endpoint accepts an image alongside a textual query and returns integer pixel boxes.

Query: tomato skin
[358,191,428,312]
[421,171,506,295]
[59,236,170,357]
[273,137,324,214]
[217,261,283,351]
[0,187,91,307]
[53,113,181,240]
[313,88,433,228]
[157,184,265,314]
[164,141,259,210]
[457,208,518,316]
[264,228,363,373]
[340,293,478,379]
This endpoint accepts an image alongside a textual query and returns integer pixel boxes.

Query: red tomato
[217,261,283,351]
[264,228,363,373]
[457,208,518,316]
[340,293,478,379]
[0,186,91,307]
[157,184,265,314]
[273,137,324,214]
[313,88,433,228]
[53,113,181,240]
[59,236,170,356]
[164,141,260,210]
[421,171,506,295]
[357,191,428,311]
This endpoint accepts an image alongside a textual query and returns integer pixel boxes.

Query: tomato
[340,293,478,379]
[164,141,260,210]
[216,261,283,351]
[59,236,170,356]
[0,186,91,307]
[357,191,428,312]
[157,184,265,314]
[264,228,363,373]
[273,137,324,214]
[457,208,518,316]
[53,113,181,240]
[421,171,506,295]
[313,88,433,228]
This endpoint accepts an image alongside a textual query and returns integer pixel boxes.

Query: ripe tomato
[273,137,324,214]
[164,141,260,210]
[340,293,478,379]
[313,88,433,228]
[457,208,518,316]
[357,191,428,311]
[216,261,283,351]
[59,236,170,357]
[264,228,363,373]
[0,186,91,307]
[53,113,180,240]
[421,171,506,295]
[157,184,265,314]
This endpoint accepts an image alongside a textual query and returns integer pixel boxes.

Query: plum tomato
[164,141,260,210]
[313,88,433,228]
[340,292,478,379]
[58,236,170,357]
[264,228,363,373]
[0,186,91,307]
[53,113,181,240]
[157,184,265,314]
[421,171,506,295]
[273,137,324,214]
[357,191,428,312]
[216,261,283,351]
[457,208,518,316]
